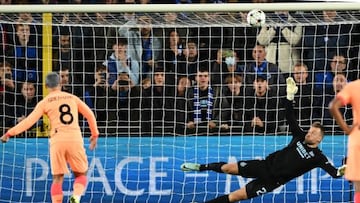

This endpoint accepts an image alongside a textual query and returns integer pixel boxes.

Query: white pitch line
[185,173,209,178]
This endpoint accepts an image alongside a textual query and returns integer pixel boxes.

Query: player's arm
[285,77,305,137]
[77,98,99,139]
[329,97,352,135]
[319,155,345,178]
[1,101,44,142]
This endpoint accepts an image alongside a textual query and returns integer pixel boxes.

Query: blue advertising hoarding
[0,135,351,203]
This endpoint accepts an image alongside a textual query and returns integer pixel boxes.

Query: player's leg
[50,144,69,203]
[70,171,88,203]
[345,139,360,203]
[181,162,239,174]
[205,178,280,203]
[51,174,64,203]
[204,187,246,203]
[354,181,360,203]
[181,160,266,176]
[67,143,88,203]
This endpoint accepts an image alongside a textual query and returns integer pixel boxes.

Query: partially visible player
[181,77,346,203]
[1,72,99,203]
[330,79,360,203]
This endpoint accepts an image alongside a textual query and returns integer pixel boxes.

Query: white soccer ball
[247,9,266,27]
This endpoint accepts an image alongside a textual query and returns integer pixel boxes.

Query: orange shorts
[345,131,360,181]
[50,141,88,175]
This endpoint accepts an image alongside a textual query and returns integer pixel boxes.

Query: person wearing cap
[243,73,280,134]
[0,72,99,203]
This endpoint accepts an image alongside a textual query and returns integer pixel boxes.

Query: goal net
[0,3,359,203]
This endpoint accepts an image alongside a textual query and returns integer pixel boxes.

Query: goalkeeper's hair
[311,121,325,137]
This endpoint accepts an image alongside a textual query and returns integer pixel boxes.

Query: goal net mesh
[0,7,359,203]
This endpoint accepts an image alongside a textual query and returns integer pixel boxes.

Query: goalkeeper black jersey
[264,99,341,184]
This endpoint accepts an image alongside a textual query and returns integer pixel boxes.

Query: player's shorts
[237,160,273,180]
[50,141,88,175]
[345,130,360,181]
[245,178,281,198]
[237,160,281,198]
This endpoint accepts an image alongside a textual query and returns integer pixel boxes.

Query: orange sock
[51,183,63,203]
[355,192,360,203]
[73,175,87,196]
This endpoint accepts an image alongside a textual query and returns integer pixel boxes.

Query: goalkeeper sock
[73,175,87,198]
[51,183,63,203]
[205,194,230,203]
[200,162,226,173]
[355,191,360,203]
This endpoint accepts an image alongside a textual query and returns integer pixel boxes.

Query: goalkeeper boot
[181,163,200,172]
[69,195,80,203]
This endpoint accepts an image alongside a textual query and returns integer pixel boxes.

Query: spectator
[13,81,42,136]
[57,66,82,97]
[221,74,245,133]
[6,23,42,83]
[211,48,239,87]
[103,37,140,86]
[52,27,83,83]
[243,74,280,134]
[141,66,172,134]
[110,72,141,134]
[314,73,352,133]
[0,61,15,130]
[0,61,15,92]
[185,65,229,135]
[292,63,313,127]
[303,10,352,71]
[312,54,349,127]
[61,12,93,85]
[141,77,151,90]
[16,13,42,43]
[166,76,191,135]
[257,11,302,76]
[242,44,286,96]
[117,14,162,80]
[314,54,348,94]
[85,65,114,134]
[177,39,203,82]
[53,27,72,69]
[92,12,112,62]
[138,15,162,79]
[163,29,185,85]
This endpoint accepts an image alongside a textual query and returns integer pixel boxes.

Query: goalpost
[0,3,359,203]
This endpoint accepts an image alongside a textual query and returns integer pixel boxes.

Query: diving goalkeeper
[181,77,346,203]
[1,72,99,203]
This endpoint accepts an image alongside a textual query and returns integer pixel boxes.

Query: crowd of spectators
[0,2,359,136]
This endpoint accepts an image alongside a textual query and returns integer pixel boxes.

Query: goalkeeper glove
[336,164,346,176]
[286,77,298,101]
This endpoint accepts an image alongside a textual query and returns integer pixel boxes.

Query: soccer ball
[247,9,266,27]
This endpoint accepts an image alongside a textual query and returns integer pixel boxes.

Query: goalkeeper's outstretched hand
[286,77,298,101]
[337,164,346,176]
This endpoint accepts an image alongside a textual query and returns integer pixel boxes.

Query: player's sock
[354,191,360,203]
[205,194,230,203]
[51,183,63,203]
[200,162,226,173]
[73,175,87,199]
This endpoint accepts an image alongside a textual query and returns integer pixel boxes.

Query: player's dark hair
[312,121,325,137]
